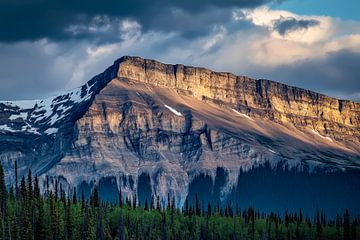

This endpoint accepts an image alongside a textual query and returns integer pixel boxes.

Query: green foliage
[0,161,359,240]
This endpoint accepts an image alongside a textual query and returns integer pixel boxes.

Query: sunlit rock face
[0,56,359,214]
[118,56,360,144]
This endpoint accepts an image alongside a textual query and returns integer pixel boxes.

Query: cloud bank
[0,2,359,101]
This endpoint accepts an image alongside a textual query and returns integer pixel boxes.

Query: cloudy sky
[0,0,359,101]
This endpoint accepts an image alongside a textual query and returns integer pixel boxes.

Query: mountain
[0,56,359,216]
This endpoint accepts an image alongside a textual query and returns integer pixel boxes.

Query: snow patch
[0,83,94,133]
[231,109,253,121]
[164,105,182,116]
[0,124,16,132]
[268,149,276,154]
[311,130,333,142]
[44,128,58,135]
[9,112,28,120]
[0,124,40,135]
[21,125,40,135]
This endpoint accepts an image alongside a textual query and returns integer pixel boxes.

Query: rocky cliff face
[118,56,360,144]
[0,56,359,210]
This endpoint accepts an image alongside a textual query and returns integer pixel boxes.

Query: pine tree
[96,208,105,240]
[0,209,4,240]
[82,205,92,240]
[118,188,123,208]
[167,193,171,210]
[65,198,73,240]
[207,202,212,217]
[55,178,59,202]
[336,213,341,239]
[117,211,125,240]
[92,186,100,208]
[81,191,86,213]
[144,198,149,211]
[14,160,19,199]
[195,194,200,216]
[232,216,237,240]
[72,187,77,204]
[150,196,154,211]
[321,209,326,227]
[45,175,49,196]
[20,176,32,240]
[8,202,19,240]
[156,195,161,212]
[161,212,167,240]
[49,191,59,240]
[60,183,66,203]
[299,208,303,223]
[33,176,40,200]
[0,162,7,214]
[26,168,33,200]
[316,207,323,239]
[132,193,137,210]
[344,209,350,240]
[351,220,357,240]
[34,196,46,240]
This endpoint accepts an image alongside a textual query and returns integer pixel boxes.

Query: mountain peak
[1,56,359,215]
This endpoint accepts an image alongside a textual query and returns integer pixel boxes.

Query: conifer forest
[0,162,358,240]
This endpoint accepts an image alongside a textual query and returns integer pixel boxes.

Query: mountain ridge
[0,56,359,214]
[117,56,360,145]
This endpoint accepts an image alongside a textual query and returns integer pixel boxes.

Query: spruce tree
[132,193,137,210]
[81,191,85,213]
[167,193,171,210]
[299,208,303,223]
[34,196,46,240]
[161,212,167,240]
[14,161,19,199]
[185,198,189,216]
[344,209,350,240]
[207,202,212,217]
[65,198,73,240]
[336,213,341,239]
[118,188,123,208]
[144,198,149,211]
[195,194,200,216]
[33,176,40,200]
[316,207,323,239]
[20,176,32,240]
[96,208,105,240]
[117,211,125,240]
[156,195,161,212]
[26,168,32,200]
[351,220,357,240]
[0,209,3,240]
[0,162,7,214]
[72,187,77,204]
[49,191,59,240]
[92,186,100,208]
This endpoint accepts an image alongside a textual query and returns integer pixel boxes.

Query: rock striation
[118,56,360,144]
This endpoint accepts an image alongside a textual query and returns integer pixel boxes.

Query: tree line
[0,161,358,240]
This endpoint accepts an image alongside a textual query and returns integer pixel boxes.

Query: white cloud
[119,19,142,40]
[202,25,227,51]
[0,7,360,101]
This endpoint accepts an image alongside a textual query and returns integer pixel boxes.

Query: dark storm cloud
[252,50,360,101]
[0,0,281,42]
[273,17,319,35]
